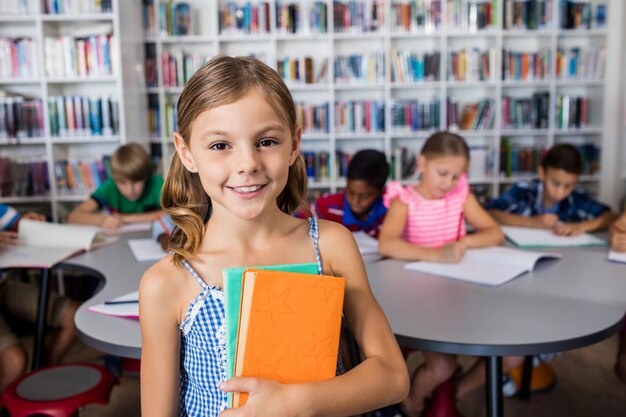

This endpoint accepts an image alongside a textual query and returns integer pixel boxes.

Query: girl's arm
[611,212,626,252]
[462,194,505,248]
[119,209,165,224]
[68,198,122,228]
[488,209,559,229]
[139,261,183,417]
[378,199,458,262]
[554,210,617,236]
[220,222,409,417]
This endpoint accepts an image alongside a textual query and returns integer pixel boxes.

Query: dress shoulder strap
[307,217,323,275]
[181,259,208,290]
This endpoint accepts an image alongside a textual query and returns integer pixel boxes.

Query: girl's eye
[209,142,229,151]
[258,138,277,147]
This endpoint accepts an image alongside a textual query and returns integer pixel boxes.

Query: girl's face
[174,88,300,221]
[417,154,467,200]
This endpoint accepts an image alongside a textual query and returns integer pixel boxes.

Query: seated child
[611,210,626,383]
[311,149,389,238]
[378,132,504,416]
[0,203,78,392]
[69,143,164,228]
[487,143,615,235]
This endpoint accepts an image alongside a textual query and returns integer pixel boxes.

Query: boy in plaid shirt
[487,143,615,235]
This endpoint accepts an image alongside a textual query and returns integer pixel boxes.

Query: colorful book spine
[0,97,43,139]
[48,95,117,137]
[391,98,441,132]
[0,157,49,197]
[390,49,440,83]
[333,0,385,33]
[390,0,442,33]
[334,52,385,84]
[55,157,109,195]
[504,0,553,30]
[334,100,385,133]
[296,102,329,134]
[501,92,550,129]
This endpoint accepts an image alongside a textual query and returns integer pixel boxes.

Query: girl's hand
[21,212,46,222]
[219,377,302,417]
[101,214,123,229]
[532,213,559,229]
[0,231,18,248]
[553,222,584,236]
[436,240,467,263]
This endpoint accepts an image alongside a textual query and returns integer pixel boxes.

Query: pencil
[104,299,138,305]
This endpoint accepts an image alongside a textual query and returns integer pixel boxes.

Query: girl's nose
[237,148,260,174]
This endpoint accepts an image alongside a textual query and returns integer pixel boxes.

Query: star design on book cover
[256,288,294,326]
[254,357,285,383]
[302,333,337,370]
[312,277,344,302]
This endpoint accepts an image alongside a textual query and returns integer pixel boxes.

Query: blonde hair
[109,143,152,182]
[162,56,308,266]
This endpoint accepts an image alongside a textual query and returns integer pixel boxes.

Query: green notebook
[223,263,319,406]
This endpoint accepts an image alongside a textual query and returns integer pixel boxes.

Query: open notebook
[608,250,626,264]
[0,219,117,269]
[127,238,167,261]
[502,226,606,248]
[404,246,562,287]
[87,291,139,319]
[352,231,381,263]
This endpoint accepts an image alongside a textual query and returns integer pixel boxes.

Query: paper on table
[502,226,606,248]
[404,246,562,287]
[100,222,152,235]
[352,231,382,263]
[88,291,139,319]
[127,239,167,262]
[0,220,104,269]
[608,250,626,264]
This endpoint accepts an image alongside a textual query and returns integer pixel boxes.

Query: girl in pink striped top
[379,132,503,417]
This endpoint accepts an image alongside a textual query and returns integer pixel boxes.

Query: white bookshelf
[0,0,149,221]
[143,0,621,205]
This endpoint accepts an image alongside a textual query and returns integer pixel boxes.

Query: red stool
[0,362,116,417]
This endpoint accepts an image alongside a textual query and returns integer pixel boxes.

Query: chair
[0,363,116,417]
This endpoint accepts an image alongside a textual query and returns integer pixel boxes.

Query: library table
[365,246,626,417]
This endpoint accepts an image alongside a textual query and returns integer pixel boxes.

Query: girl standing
[139,56,409,417]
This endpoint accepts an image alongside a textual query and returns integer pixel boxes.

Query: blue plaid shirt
[486,179,609,222]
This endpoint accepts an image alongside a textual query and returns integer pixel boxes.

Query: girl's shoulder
[383,180,419,208]
[140,254,188,306]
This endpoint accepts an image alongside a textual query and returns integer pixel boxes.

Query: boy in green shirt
[69,143,164,229]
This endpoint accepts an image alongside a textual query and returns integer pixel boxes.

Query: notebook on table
[502,226,606,248]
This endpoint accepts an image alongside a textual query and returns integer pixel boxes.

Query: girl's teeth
[234,185,261,192]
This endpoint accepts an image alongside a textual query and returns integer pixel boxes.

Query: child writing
[138,56,409,417]
[68,143,164,229]
[378,131,504,416]
[0,204,78,392]
[310,149,389,238]
[486,143,615,235]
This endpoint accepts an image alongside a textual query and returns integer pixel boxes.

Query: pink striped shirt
[383,174,469,248]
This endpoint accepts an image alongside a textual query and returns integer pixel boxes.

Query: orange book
[233,268,345,407]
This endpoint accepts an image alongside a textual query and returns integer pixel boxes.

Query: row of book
[0,37,37,79]
[219,1,272,35]
[502,48,552,81]
[448,48,496,82]
[296,102,330,134]
[334,52,385,84]
[501,92,550,130]
[333,0,384,33]
[390,98,441,132]
[277,56,315,84]
[390,0,442,33]
[275,1,329,34]
[447,98,496,131]
[160,50,210,88]
[48,95,118,137]
[390,49,440,83]
[0,157,49,198]
[43,0,113,15]
[302,149,358,180]
[555,94,588,129]
[447,0,497,31]
[560,0,606,29]
[0,0,34,14]
[0,97,44,139]
[504,0,553,30]
[44,34,114,79]
[335,100,385,133]
[55,156,110,195]
[556,46,606,80]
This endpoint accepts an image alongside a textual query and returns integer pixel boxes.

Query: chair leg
[518,355,534,400]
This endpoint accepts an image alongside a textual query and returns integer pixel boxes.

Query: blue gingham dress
[178,217,336,416]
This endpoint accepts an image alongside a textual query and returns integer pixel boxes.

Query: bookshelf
[143,0,623,208]
[0,0,148,221]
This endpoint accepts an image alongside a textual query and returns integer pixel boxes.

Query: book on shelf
[608,250,626,264]
[233,268,345,407]
[404,246,562,287]
[223,262,320,407]
[502,226,606,248]
[87,291,139,319]
[0,219,117,269]
[504,0,553,30]
[0,156,49,198]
